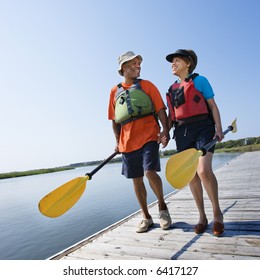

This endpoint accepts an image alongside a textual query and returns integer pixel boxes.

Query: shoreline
[1,144,259,180]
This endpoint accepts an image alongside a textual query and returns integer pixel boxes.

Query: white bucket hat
[118,51,143,76]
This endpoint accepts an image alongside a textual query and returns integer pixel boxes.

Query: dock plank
[51,151,260,260]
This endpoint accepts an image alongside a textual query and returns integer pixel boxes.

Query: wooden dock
[51,151,260,260]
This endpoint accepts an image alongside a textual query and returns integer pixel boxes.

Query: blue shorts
[121,141,161,178]
[174,119,216,153]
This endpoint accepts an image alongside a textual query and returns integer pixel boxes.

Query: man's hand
[158,130,170,148]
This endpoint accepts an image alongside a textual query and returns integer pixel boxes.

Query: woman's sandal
[194,219,208,234]
[212,221,225,236]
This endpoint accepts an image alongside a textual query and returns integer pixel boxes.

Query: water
[0,153,240,260]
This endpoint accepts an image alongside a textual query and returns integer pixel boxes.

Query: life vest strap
[120,112,156,125]
[125,89,134,115]
[175,114,209,126]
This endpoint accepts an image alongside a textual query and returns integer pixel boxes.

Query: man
[108,51,172,233]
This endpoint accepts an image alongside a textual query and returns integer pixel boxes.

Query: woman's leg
[197,152,223,224]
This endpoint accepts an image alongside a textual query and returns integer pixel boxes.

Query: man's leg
[145,170,167,211]
[133,177,151,219]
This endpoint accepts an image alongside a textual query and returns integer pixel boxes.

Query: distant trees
[160,136,260,156]
[215,136,260,149]
[68,155,122,168]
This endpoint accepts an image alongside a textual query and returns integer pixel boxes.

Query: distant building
[244,138,251,145]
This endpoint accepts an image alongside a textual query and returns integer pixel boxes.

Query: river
[0,153,240,260]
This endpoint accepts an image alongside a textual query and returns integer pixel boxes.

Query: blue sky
[1,0,259,172]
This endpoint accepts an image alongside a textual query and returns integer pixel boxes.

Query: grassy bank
[215,144,260,153]
[0,167,74,180]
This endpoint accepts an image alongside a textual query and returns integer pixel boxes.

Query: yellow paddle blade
[38,176,89,218]
[166,148,203,189]
[231,118,237,133]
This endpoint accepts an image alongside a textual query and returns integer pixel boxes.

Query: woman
[165,49,225,236]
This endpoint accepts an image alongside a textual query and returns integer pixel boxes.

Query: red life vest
[166,73,210,124]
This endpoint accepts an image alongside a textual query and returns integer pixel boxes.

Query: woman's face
[171,56,190,77]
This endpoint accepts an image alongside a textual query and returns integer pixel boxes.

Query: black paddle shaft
[201,125,234,156]
[85,151,119,179]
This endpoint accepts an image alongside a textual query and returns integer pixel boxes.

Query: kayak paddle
[165,118,237,189]
[38,151,119,218]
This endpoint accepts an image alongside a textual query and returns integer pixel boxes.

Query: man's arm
[112,120,121,152]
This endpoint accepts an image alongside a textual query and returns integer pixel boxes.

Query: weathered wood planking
[51,151,260,260]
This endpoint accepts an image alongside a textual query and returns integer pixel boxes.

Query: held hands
[158,130,170,148]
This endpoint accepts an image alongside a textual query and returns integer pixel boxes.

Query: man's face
[122,57,141,79]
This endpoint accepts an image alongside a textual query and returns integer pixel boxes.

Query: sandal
[212,221,224,236]
[194,219,208,234]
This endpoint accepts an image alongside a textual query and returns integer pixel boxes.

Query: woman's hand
[158,130,170,148]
